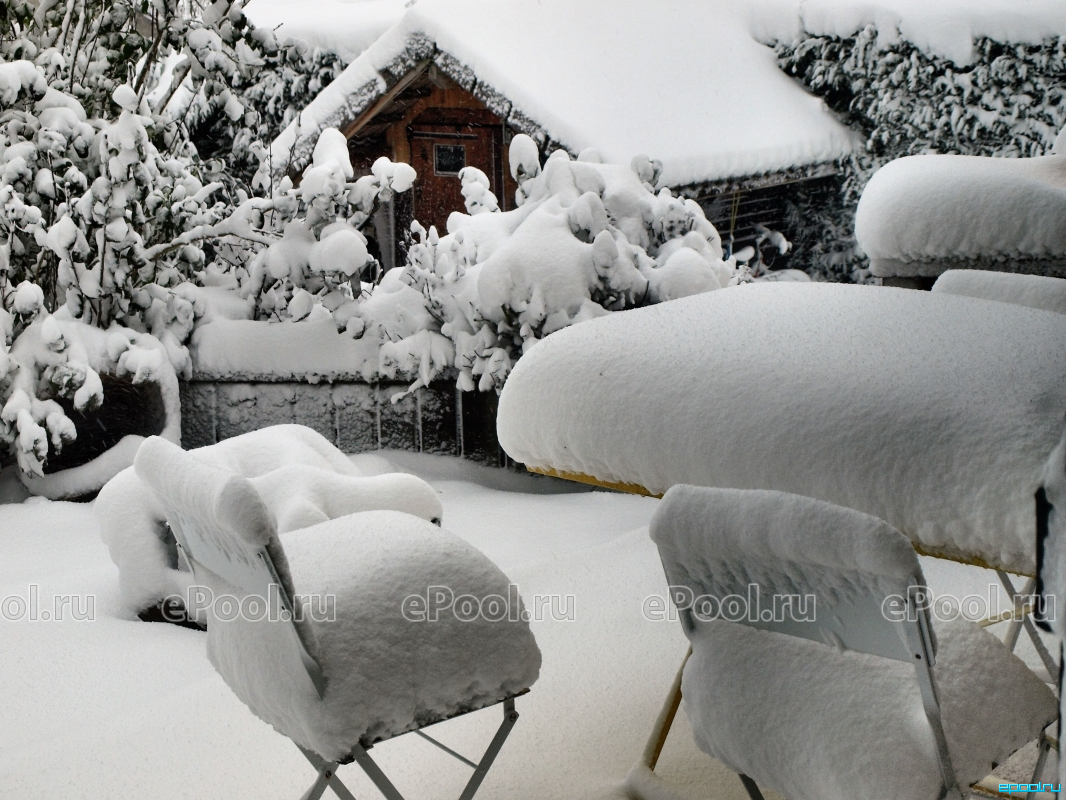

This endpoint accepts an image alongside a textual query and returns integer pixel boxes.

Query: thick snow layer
[498,283,1066,574]
[1,455,1055,799]
[651,485,1055,800]
[244,0,407,63]
[747,0,1066,67]
[684,618,1053,800]
[189,318,379,381]
[653,485,923,602]
[933,270,1066,316]
[855,154,1066,277]
[271,0,858,187]
[132,436,539,760]
[97,425,443,614]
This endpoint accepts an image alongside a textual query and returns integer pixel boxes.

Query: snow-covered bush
[776,30,1066,282]
[235,129,415,324]
[0,309,180,497]
[247,133,746,396]
[175,0,347,187]
[0,0,348,483]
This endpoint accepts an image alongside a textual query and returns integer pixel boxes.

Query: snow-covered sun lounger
[133,436,541,800]
[498,282,1066,577]
[640,485,1056,800]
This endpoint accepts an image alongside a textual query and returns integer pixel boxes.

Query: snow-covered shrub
[235,130,415,324]
[249,133,746,395]
[776,30,1066,281]
[174,0,347,187]
[0,309,180,497]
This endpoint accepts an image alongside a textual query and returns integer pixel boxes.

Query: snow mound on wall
[747,0,1066,66]
[497,283,1066,574]
[650,485,1056,800]
[855,154,1066,277]
[189,318,380,380]
[244,0,407,63]
[933,270,1066,316]
[271,0,858,187]
[96,425,443,614]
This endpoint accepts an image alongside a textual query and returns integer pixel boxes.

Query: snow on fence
[179,377,509,465]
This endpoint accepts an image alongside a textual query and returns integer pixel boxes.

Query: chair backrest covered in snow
[652,485,934,663]
[652,485,962,799]
[134,435,326,695]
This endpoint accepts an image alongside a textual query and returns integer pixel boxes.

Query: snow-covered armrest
[498,282,1066,574]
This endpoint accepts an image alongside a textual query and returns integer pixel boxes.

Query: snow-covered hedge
[776,30,1066,282]
[237,132,763,396]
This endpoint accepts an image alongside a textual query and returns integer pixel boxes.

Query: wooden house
[270,0,859,271]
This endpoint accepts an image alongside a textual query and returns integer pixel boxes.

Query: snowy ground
[0,453,1054,799]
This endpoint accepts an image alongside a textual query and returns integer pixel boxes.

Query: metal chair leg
[343,696,523,800]
[297,745,357,800]
[738,773,766,800]
[1027,733,1053,800]
[457,697,520,800]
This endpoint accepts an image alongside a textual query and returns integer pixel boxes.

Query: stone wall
[179,379,509,465]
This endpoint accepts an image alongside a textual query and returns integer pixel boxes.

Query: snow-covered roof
[270,0,860,188]
[747,0,1066,67]
[244,0,407,63]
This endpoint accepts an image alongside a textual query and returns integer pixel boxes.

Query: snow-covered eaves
[244,0,408,64]
[748,0,1066,67]
[269,0,860,188]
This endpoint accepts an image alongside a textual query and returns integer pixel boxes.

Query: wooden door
[408,108,504,235]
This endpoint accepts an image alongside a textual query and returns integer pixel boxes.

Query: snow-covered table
[855,153,1066,281]
[497,282,1066,576]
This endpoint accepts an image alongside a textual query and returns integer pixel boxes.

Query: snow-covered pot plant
[242,133,754,398]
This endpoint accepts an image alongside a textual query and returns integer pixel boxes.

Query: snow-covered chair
[638,485,1056,800]
[133,435,541,800]
[1037,437,1066,796]
[97,423,443,620]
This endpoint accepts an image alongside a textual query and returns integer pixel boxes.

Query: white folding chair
[134,436,539,800]
[636,484,1057,800]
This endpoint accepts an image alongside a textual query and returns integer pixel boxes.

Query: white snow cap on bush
[498,283,1066,574]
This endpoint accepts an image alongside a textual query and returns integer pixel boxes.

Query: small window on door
[434,144,466,176]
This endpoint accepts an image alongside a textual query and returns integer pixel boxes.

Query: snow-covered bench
[855,151,1066,283]
[133,435,541,800]
[637,485,1056,800]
